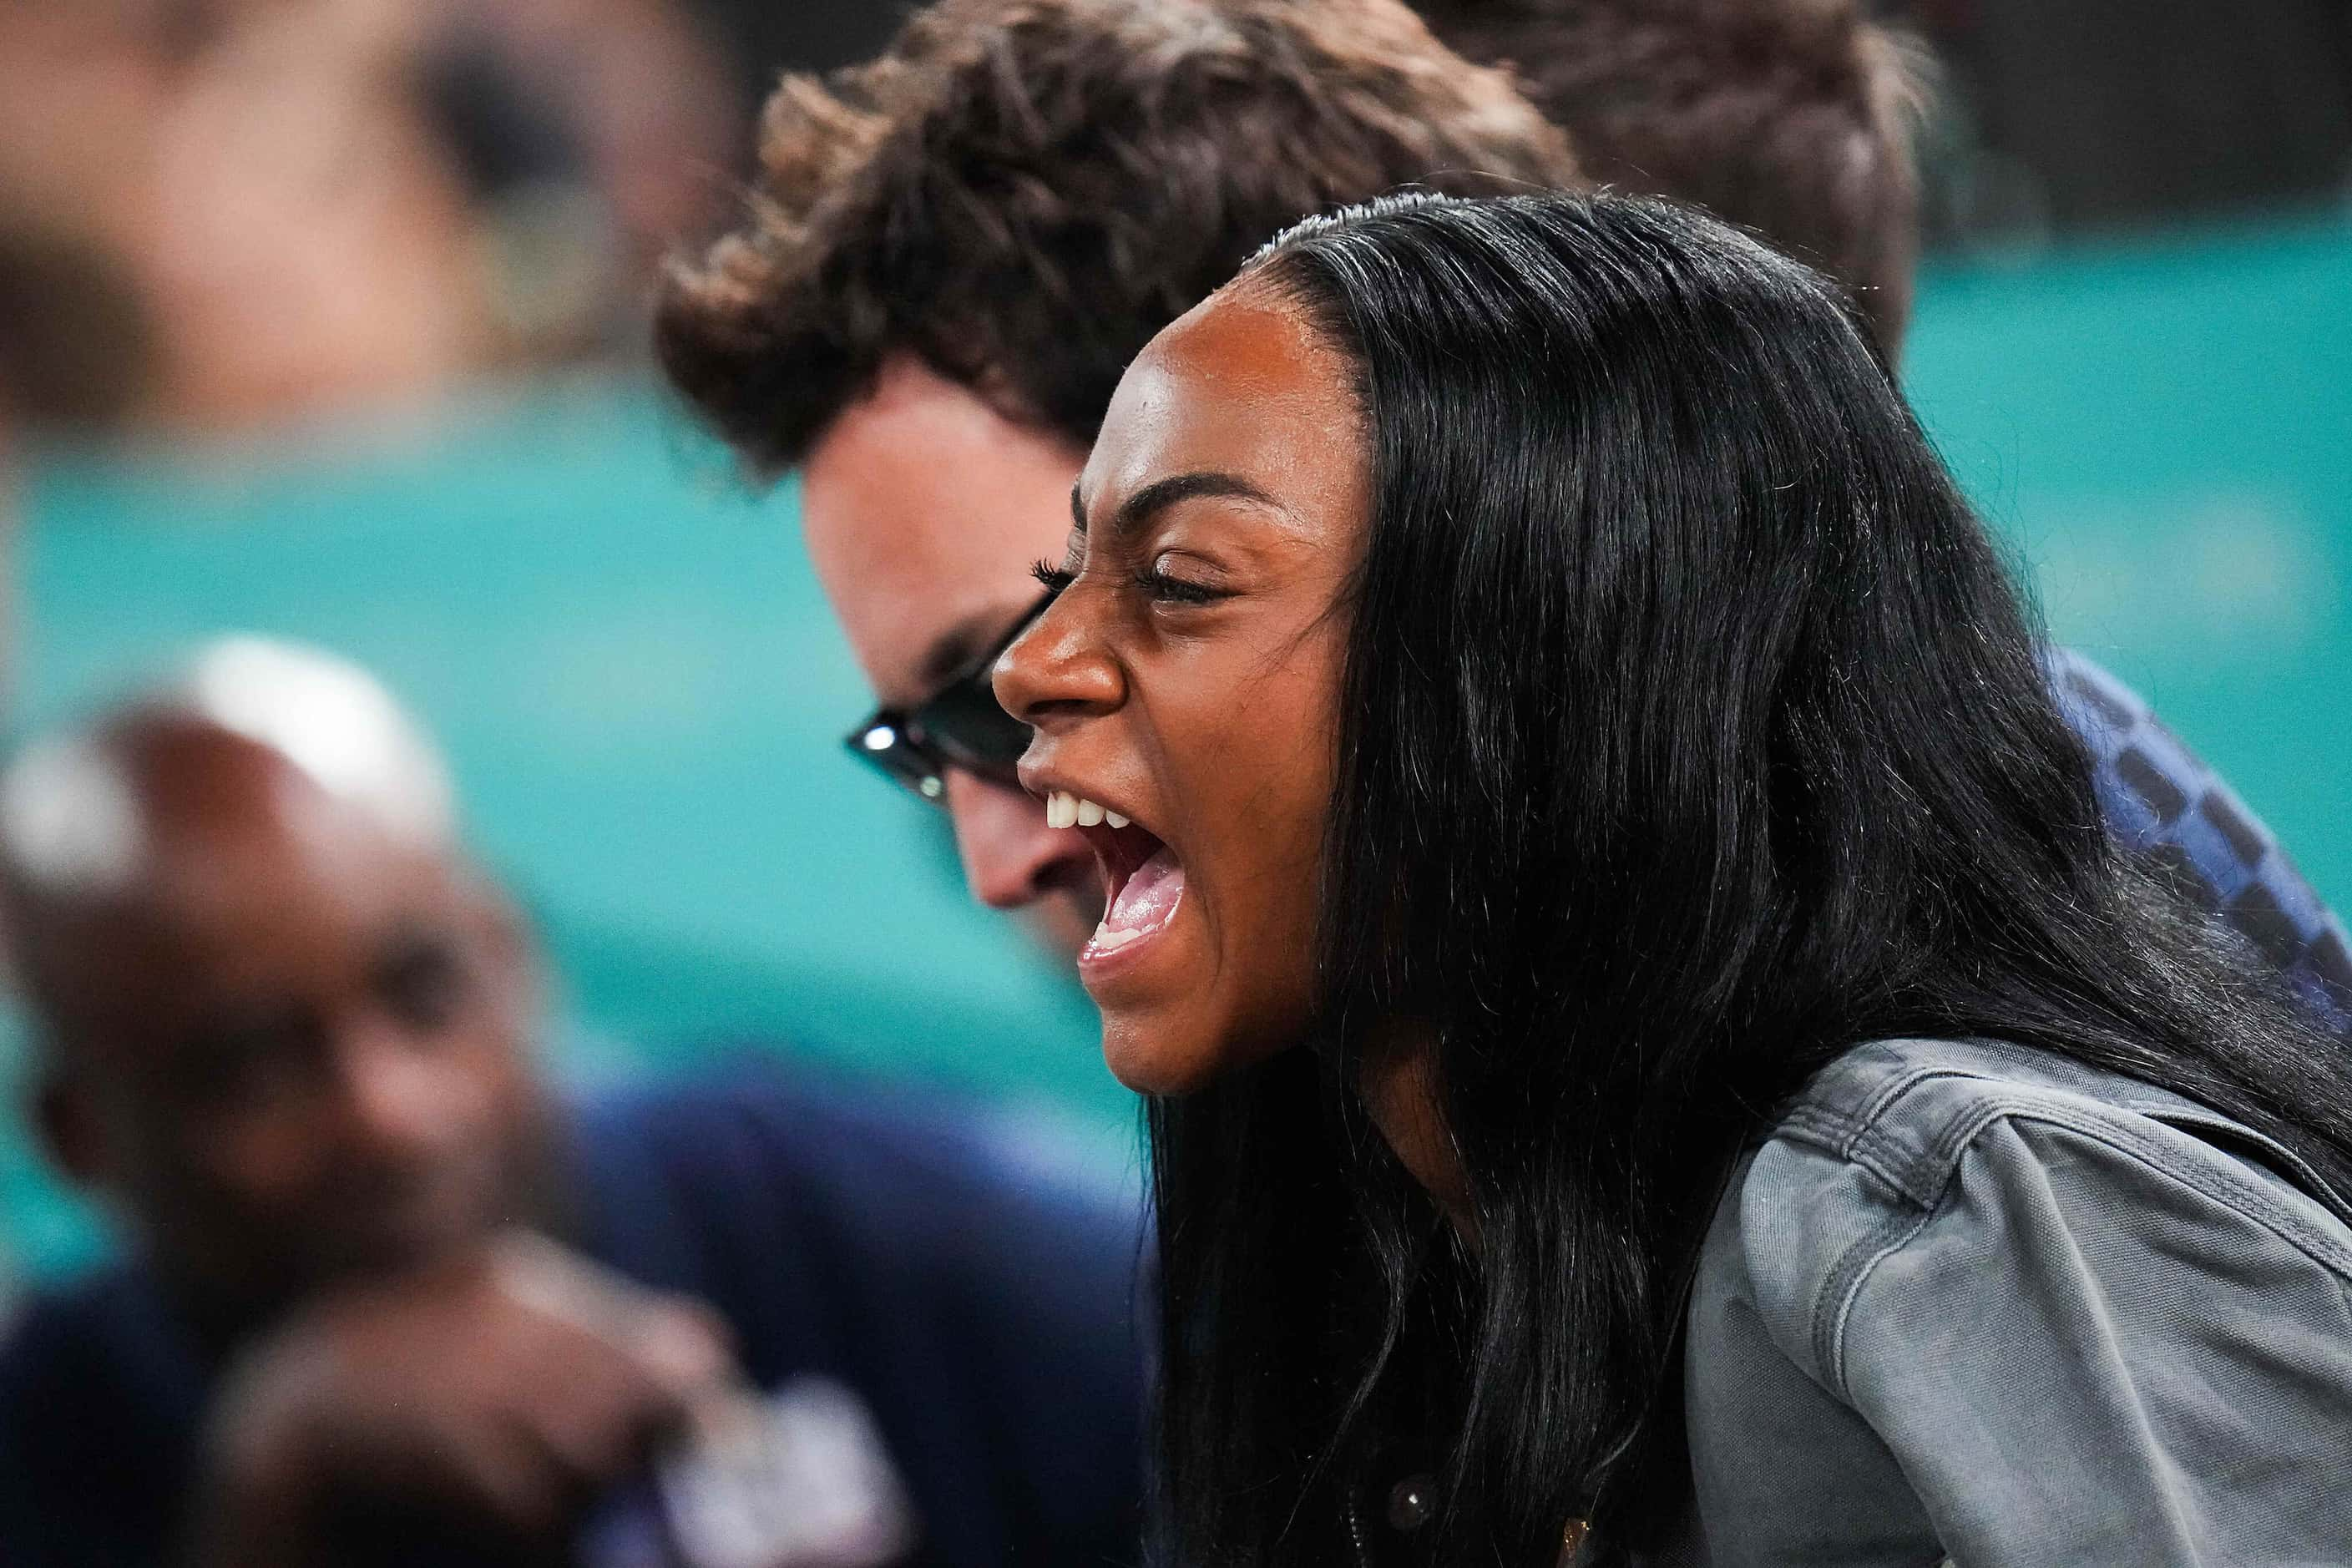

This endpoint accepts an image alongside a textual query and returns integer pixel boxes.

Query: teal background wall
[5,211,2347,1282]
[1905,214,2350,915]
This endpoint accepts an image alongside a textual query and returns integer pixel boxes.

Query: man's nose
[945,770,1102,911]
[328,1023,473,1166]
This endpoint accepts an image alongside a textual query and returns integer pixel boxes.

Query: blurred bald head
[2,636,456,913]
[2,640,551,1321]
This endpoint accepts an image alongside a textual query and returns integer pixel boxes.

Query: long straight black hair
[1144,193,2352,1567]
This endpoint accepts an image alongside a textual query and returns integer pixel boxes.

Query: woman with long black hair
[994,192,2352,1566]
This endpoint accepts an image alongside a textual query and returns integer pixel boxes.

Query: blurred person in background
[1413,0,1926,352]
[0,0,736,435]
[0,223,159,446]
[1904,0,2352,252]
[0,221,159,718]
[656,0,2350,1031]
[0,638,1145,1568]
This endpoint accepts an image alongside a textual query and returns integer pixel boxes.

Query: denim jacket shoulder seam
[1779,1065,1965,1207]
[1787,1055,1969,1152]
[1778,1105,1928,1212]
[1804,1098,2352,1398]
[1993,1101,2352,1278]
[1814,1199,1945,1400]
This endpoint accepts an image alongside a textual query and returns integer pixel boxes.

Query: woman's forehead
[1082,288,1361,515]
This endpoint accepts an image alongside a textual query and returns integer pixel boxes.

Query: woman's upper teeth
[1045,790,1128,831]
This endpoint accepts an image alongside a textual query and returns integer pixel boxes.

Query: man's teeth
[1044,790,1127,831]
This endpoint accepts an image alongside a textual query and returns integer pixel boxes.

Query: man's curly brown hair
[655,0,1582,474]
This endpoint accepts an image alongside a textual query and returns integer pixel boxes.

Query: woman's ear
[33,1067,111,1191]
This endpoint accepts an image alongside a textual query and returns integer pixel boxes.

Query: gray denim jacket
[1646,1035,2352,1568]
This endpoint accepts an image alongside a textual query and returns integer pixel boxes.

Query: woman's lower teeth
[1090,847,1185,956]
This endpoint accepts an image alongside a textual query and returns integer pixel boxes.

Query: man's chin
[1020,886,1107,969]
[308,1169,540,1289]
[307,1215,491,1290]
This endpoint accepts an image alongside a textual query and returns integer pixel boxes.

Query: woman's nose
[992,592,1122,727]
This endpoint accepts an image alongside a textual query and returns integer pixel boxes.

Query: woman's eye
[1029,558,1076,594]
[1138,558,1227,605]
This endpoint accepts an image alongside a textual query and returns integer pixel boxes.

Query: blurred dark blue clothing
[0,1065,1148,1567]
[2051,650,2350,1028]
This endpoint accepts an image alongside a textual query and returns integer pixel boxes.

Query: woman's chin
[1100,1014,1226,1096]
[1100,1004,1305,1096]
[1083,885,1208,1091]
[1085,898,1315,1094]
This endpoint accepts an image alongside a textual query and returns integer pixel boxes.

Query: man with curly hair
[660,0,1586,959]
[660,0,2350,1025]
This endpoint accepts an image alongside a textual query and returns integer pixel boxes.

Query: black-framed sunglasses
[842,589,1053,803]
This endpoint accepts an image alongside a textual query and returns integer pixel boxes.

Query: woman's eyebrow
[1070,471,1281,540]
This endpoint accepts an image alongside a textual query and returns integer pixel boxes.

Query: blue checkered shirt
[2051,649,2349,1030]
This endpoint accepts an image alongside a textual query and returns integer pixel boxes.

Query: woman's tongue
[1091,847,1184,953]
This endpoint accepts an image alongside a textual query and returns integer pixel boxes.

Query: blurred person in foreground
[0,638,1145,1568]
[655,0,2350,1024]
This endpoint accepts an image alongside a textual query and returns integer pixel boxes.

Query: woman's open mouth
[1041,790,1184,967]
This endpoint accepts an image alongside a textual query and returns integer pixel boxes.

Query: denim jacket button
[1384,1474,1435,1532]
